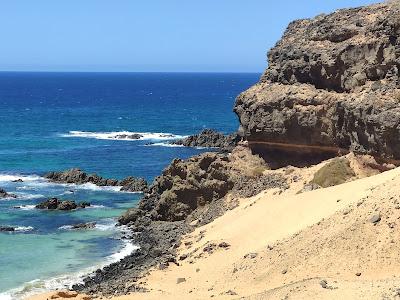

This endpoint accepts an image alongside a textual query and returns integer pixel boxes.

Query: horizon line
[0,70,262,74]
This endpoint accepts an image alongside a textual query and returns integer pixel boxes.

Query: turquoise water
[0,72,259,298]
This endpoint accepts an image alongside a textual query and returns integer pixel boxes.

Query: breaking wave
[60,130,187,141]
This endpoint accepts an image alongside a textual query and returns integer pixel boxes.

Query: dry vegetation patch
[311,158,355,187]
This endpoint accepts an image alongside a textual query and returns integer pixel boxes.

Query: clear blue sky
[0,0,380,72]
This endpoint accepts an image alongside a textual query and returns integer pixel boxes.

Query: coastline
[1,227,138,300]
[26,161,400,299]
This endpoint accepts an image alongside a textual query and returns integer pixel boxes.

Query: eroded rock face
[234,2,400,161]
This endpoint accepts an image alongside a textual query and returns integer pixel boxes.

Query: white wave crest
[71,182,122,192]
[0,174,42,183]
[14,226,34,232]
[15,205,36,211]
[60,130,187,141]
[144,142,185,148]
[14,193,45,200]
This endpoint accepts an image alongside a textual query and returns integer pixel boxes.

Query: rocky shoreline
[72,146,288,296]
[28,1,400,298]
[45,169,148,193]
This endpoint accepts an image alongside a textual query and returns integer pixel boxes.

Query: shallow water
[0,72,259,297]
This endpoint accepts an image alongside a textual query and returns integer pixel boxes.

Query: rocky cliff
[234,2,400,163]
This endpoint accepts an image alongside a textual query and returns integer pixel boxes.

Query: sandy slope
[28,159,400,300]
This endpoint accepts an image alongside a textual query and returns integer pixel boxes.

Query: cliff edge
[235,2,400,163]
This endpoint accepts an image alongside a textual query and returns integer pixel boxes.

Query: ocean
[0,72,259,298]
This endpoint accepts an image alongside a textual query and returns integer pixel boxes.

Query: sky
[0,0,380,73]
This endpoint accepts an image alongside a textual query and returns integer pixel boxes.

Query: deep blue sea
[0,72,259,298]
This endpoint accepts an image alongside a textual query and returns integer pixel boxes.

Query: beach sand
[27,159,400,299]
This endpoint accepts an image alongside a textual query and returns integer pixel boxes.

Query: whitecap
[0,174,42,183]
[59,130,187,141]
[70,182,122,192]
[15,205,36,211]
[14,193,45,200]
[57,225,73,230]
[88,204,107,209]
[144,142,185,148]
[14,226,34,232]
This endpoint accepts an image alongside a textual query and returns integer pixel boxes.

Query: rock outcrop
[77,146,287,296]
[0,226,15,232]
[0,188,17,199]
[172,129,239,150]
[234,2,400,162]
[45,169,148,193]
[118,146,286,224]
[70,222,96,230]
[35,198,90,210]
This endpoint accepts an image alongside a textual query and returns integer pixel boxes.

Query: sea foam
[60,130,187,141]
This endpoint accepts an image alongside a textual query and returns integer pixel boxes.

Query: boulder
[36,197,60,209]
[234,2,400,162]
[57,201,78,210]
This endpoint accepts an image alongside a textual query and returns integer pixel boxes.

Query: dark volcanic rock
[119,177,148,193]
[0,226,15,232]
[45,168,148,192]
[114,133,143,140]
[119,146,275,223]
[0,188,17,199]
[70,222,96,230]
[118,208,144,225]
[57,200,78,210]
[172,129,239,150]
[234,2,400,162]
[35,198,90,211]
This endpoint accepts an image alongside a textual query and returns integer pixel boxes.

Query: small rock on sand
[244,252,258,259]
[177,277,186,284]
[226,290,238,295]
[320,280,328,289]
[218,242,230,248]
[370,214,381,224]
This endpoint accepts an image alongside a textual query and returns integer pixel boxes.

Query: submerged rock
[234,2,400,163]
[0,188,17,199]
